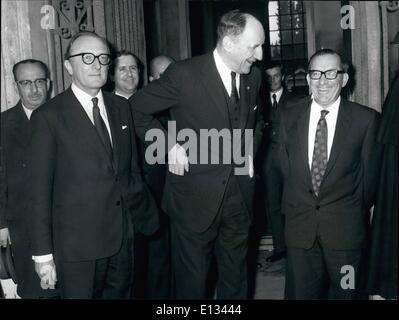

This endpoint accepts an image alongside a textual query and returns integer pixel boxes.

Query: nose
[254,46,263,61]
[31,82,39,93]
[319,74,328,85]
[92,57,101,69]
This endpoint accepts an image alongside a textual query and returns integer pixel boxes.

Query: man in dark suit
[261,61,302,263]
[0,59,59,298]
[130,10,265,299]
[274,49,381,299]
[28,31,158,299]
[110,52,172,299]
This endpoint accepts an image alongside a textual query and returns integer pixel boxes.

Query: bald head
[149,55,175,82]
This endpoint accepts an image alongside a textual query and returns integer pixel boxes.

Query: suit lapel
[64,88,114,171]
[5,102,31,149]
[279,89,288,108]
[323,99,351,180]
[103,93,120,172]
[199,53,231,127]
[239,74,252,130]
[297,100,312,178]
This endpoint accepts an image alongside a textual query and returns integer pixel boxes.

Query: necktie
[230,71,239,104]
[92,97,113,159]
[272,93,278,110]
[310,109,329,196]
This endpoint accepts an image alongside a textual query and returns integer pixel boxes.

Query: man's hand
[168,143,189,176]
[34,259,57,289]
[0,228,11,247]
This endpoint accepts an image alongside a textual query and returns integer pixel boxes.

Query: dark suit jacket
[1,102,59,297]
[275,97,381,250]
[1,103,31,226]
[29,88,158,262]
[130,52,264,232]
[262,88,303,143]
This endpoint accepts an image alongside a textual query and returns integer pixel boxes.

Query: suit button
[315,205,320,210]
[21,163,26,168]
[222,180,226,185]
[308,189,313,194]
[116,200,121,206]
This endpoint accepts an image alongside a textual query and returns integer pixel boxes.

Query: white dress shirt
[269,87,283,105]
[308,96,340,168]
[21,104,33,119]
[213,49,240,98]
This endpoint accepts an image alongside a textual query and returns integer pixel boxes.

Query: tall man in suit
[275,49,381,299]
[261,61,302,263]
[0,59,59,298]
[130,10,265,299]
[28,31,158,299]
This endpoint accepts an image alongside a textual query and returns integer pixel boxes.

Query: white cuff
[32,254,54,263]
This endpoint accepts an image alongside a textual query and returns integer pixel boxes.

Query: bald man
[149,55,174,82]
[130,10,265,299]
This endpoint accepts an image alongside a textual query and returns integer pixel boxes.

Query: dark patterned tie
[92,97,113,158]
[230,71,239,104]
[310,109,329,196]
[272,93,277,110]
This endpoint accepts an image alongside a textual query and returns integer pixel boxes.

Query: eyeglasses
[308,69,344,80]
[17,78,47,89]
[67,52,111,66]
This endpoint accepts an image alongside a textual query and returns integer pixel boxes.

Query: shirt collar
[311,96,341,115]
[213,49,233,79]
[270,87,284,102]
[71,83,105,110]
[21,103,33,120]
[114,90,133,100]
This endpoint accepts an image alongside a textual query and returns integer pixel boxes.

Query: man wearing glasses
[274,49,381,299]
[28,31,158,298]
[0,59,59,298]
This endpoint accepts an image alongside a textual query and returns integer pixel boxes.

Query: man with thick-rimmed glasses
[28,31,158,298]
[0,59,60,298]
[273,48,381,299]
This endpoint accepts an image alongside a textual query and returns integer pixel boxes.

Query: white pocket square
[253,105,258,110]
[122,125,128,130]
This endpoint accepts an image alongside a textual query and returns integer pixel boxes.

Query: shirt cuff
[32,254,53,263]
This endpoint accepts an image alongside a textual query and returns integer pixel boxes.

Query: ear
[64,60,73,76]
[306,74,311,86]
[341,72,349,88]
[222,35,234,52]
[45,78,51,91]
[149,76,154,82]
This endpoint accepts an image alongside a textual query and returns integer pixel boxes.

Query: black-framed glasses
[67,52,111,66]
[17,78,47,89]
[308,69,344,80]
